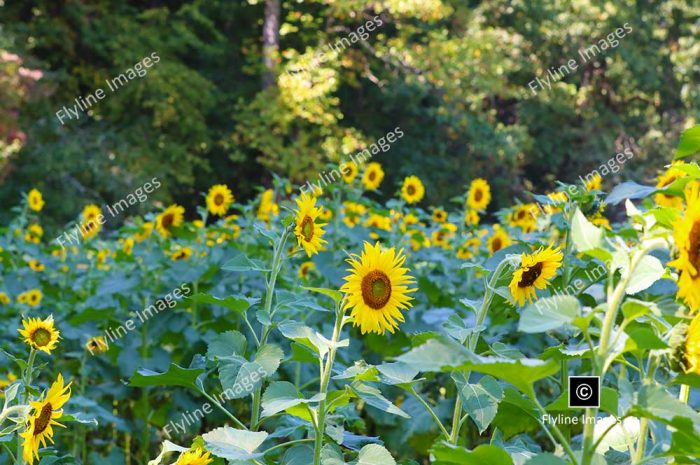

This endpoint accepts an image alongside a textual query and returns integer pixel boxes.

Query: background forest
[2,0,699,230]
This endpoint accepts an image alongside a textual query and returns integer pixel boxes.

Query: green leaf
[207,330,247,360]
[219,359,267,399]
[351,381,410,418]
[625,255,664,295]
[458,376,503,433]
[302,286,343,304]
[129,363,203,390]
[357,444,396,465]
[629,384,700,431]
[571,208,603,252]
[261,381,323,418]
[675,124,700,159]
[523,453,569,465]
[202,426,268,461]
[254,343,284,378]
[281,444,315,465]
[431,442,513,465]
[605,181,657,205]
[546,387,619,415]
[222,253,270,272]
[375,362,419,385]
[321,444,346,465]
[394,338,471,372]
[518,295,581,333]
[278,321,347,358]
[188,294,259,314]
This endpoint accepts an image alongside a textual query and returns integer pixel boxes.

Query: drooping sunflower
[684,313,700,374]
[20,374,72,465]
[432,208,447,223]
[362,162,385,190]
[669,182,700,311]
[509,246,563,306]
[488,227,511,254]
[401,176,425,204]
[655,161,688,209]
[294,194,327,257]
[19,315,60,354]
[342,161,359,184]
[81,204,103,240]
[175,448,213,465]
[27,189,44,212]
[298,261,316,279]
[341,242,417,335]
[467,178,491,211]
[156,204,185,237]
[206,184,234,216]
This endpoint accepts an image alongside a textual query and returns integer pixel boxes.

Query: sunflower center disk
[162,214,173,229]
[34,402,53,435]
[301,216,314,242]
[518,262,544,288]
[32,328,52,347]
[689,221,700,275]
[214,194,224,205]
[361,270,392,309]
[407,185,416,196]
[492,238,502,250]
[474,189,483,202]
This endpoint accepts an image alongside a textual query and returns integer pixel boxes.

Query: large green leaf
[202,426,268,461]
[431,442,513,465]
[351,381,410,418]
[207,330,247,360]
[129,363,203,391]
[356,444,396,465]
[675,124,700,159]
[458,375,503,433]
[624,255,664,295]
[261,381,324,418]
[518,295,581,333]
[571,208,603,252]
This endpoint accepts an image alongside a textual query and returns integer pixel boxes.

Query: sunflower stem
[449,258,511,444]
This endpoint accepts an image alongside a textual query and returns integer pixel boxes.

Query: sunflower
[135,222,154,242]
[584,173,603,192]
[341,242,417,335]
[685,313,700,374]
[27,189,44,212]
[431,223,457,249]
[401,176,425,204]
[408,230,430,251]
[85,336,109,355]
[175,448,213,465]
[488,227,511,254]
[464,209,480,226]
[298,261,316,279]
[257,189,280,222]
[319,206,333,222]
[342,202,366,228]
[509,247,563,306]
[81,204,103,240]
[25,224,44,244]
[18,289,43,307]
[0,373,18,391]
[0,292,9,305]
[19,315,60,354]
[467,178,491,211]
[342,161,359,183]
[432,209,447,223]
[206,184,234,216]
[365,213,392,231]
[669,182,700,311]
[655,161,688,209]
[156,204,185,237]
[362,162,385,190]
[508,204,537,232]
[20,374,72,465]
[294,194,327,257]
[456,238,480,260]
[122,237,135,255]
[544,191,568,214]
[171,246,193,261]
[29,259,44,272]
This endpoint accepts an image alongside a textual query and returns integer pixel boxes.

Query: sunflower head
[684,313,700,374]
[669,181,700,310]
[298,261,316,279]
[488,227,511,254]
[467,178,491,211]
[362,162,385,190]
[135,222,154,242]
[0,292,10,305]
[342,161,359,183]
[175,448,213,465]
[294,194,327,257]
[432,208,447,223]
[655,161,688,209]
[206,184,234,216]
[171,246,193,261]
[86,336,109,355]
[20,374,72,465]
[401,176,425,204]
[19,315,60,354]
[584,173,603,192]
[27,189,45,212]
[341,242,417,335]
[156,205,185,237]
[19,289,43,307]
[257,189,280,222]
[464,209,480,226]
[509,246,563,306]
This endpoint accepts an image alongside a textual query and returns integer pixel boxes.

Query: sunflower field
[1,124,700,465]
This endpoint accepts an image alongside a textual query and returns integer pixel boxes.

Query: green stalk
[449,258,511,444]
[16,349,37,465]
[312,306,344,465]
[251,225,292,430]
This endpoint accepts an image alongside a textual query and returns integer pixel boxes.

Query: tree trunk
[262,0,280,89]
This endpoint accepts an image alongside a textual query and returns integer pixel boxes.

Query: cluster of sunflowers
[2,151,700,464]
